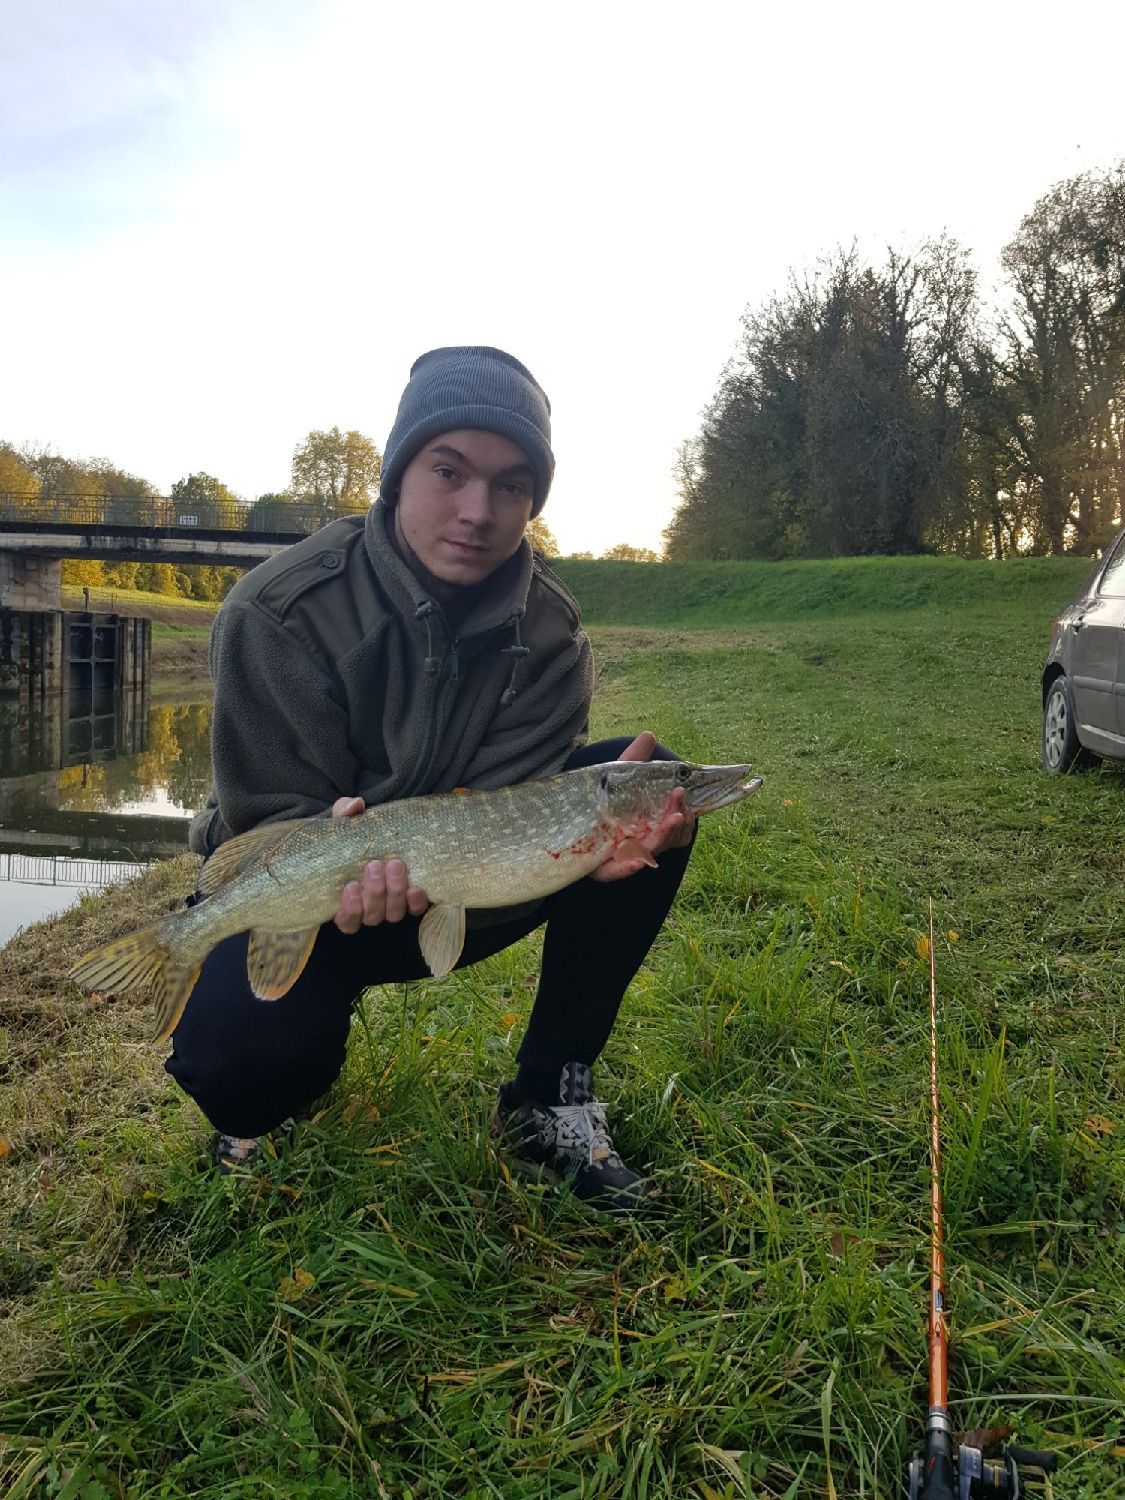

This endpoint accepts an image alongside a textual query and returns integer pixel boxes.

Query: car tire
[1042,674,1091,774]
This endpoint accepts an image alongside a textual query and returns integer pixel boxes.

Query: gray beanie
[380,346,555,515]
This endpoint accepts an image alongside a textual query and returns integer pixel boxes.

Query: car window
[1097,532,1125,598]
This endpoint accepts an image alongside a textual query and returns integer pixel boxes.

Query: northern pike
[70,758,762,1043]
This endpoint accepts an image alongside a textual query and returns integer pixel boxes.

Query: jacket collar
[363,498,533,636]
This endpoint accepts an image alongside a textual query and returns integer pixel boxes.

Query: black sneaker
[492,1062,654,1214]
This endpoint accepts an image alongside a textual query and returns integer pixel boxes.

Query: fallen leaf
[278,1266,316,1302]
[915,936,931,961]
[0,1137,11,1159]
[1084,1114,1115,1137]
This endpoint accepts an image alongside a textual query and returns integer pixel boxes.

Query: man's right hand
[330,796,431,933]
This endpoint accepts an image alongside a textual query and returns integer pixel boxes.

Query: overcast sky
[1,0,1122,555]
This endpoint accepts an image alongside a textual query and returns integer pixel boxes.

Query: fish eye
[676,763,691,781]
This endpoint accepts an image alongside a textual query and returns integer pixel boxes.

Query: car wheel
[1042,674,1089,774]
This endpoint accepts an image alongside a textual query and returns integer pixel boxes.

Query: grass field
[3,556,1122,1498]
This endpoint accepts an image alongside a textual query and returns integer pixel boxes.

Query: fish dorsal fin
[246,925,321,1000]
[198,818,316,896]
[418,903,467,979]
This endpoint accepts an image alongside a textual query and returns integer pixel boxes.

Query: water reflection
[0,690,212,945]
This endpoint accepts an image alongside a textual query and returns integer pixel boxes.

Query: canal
[0,689,213,947]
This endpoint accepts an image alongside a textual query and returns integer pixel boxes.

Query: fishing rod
[907,902,1057,1500]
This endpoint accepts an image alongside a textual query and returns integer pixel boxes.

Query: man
[170,346,695,1212]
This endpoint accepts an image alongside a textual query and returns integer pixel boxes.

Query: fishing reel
[908,1421,1058,1499]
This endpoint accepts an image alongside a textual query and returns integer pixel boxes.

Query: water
[0,689,213,947]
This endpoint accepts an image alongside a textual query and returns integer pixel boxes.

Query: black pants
[165,738,693,1137]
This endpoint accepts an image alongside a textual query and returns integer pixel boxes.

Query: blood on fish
[567,834,598,855]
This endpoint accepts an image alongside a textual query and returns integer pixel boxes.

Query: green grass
[61,585,219,616]
[2,557,1122,1498]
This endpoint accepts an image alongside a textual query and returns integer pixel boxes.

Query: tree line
[0,423,659,603]
[664,163,1125,561]
[0,427,385,601]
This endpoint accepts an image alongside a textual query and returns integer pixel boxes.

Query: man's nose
[455,479,494,526]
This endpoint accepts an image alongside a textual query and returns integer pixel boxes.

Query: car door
[1100,535,1125,736]
[1070,532,1125,739]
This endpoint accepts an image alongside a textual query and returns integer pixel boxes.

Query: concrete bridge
[0,494,339,610]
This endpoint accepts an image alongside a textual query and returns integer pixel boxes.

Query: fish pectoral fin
[151,961,203,1045]
[246,926,321,1000]
[418,903,466,978]
[198,817,317,896]
[613,838,659,869]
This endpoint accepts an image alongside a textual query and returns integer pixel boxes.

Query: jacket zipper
[410,614,462,795]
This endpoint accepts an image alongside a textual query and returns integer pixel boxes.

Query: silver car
[1042,527,1125,772]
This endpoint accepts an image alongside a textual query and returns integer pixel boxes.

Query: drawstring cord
[500,612,529,707]
[415,600,439,675]
[416,600,526,702]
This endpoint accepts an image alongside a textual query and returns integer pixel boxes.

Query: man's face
[394,428,535,587]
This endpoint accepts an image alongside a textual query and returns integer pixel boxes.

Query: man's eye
[435,466,457,481]
[499,481,527,497]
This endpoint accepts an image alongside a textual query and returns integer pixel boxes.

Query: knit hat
[380,346,555,515]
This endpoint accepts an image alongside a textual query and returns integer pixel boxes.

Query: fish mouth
[685,764,763,814]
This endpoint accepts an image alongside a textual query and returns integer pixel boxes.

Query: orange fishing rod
[908,903,1057,1500]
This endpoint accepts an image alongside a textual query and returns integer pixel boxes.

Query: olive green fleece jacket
[188,499,594,858]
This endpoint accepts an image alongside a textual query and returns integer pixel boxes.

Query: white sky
[1,0,1122,556]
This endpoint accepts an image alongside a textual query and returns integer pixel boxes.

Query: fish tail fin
[69,922,201,1044]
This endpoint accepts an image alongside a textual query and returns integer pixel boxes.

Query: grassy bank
[558,553,1095,627]
[3,558,1121,1497]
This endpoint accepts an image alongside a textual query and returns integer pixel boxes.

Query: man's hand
[589,731,697,884]
[330,796,431,933]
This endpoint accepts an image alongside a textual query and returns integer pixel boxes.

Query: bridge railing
[0,851,148,888]
[0,494,351,535]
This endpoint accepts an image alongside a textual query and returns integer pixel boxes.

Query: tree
[247,491,299,531]
[27,449,106,512]
[291,427,382,516]
[0,444,39,513]
[170,472,241,529]
[997,163,1125,554]
[601,543,662,561]
[526,515,560,556]
[665,240,978,560]
[91,462,159,523]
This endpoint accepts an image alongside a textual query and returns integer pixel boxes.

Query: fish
[70,757,762,1044]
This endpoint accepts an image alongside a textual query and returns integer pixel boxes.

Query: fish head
[598,759,763,822]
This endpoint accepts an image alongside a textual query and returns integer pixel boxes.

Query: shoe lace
[551,1099,620,1167]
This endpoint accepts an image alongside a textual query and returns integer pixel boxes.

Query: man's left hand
[589,731,697,884]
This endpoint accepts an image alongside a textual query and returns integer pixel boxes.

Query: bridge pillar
[0,611,148,700]
[0,552,62,611]
[0,611,63,696]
